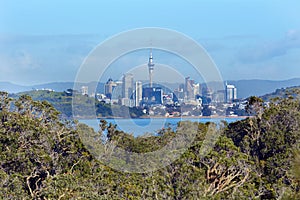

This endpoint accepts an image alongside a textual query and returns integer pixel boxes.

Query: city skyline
[101,50,237,109]
[1,1,300,85]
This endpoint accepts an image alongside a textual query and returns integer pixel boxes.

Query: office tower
[213,90,225,103]
[111,80,123,100]
[142,87,163,105]
[225,83,237,103]
[122,73,134,99]
[135,81,143,107]
[202,87,213,104]
[104,78,117,99]
[174,84,185,100]
[185,77,195,100]
[148,49,155,88]
[193,83,200,97]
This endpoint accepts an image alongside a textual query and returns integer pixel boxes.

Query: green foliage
[1,90,300,199]
[0,93,92,199]
[226,91,300,198]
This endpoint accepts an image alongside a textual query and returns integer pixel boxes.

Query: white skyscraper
[193,83,200,97]
[226,83,237,103]
[134,81,143,107]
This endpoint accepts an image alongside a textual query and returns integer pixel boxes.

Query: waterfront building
[81,86,88,96]
[121,98,134,107]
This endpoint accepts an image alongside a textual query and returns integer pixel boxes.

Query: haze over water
[80,117,244,136]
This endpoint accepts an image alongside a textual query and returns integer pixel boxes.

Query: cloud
[201,42,226,53]
[0,50,38,72]
[237,30,300,63]
[0,34,99,84]
[14,50,40,69]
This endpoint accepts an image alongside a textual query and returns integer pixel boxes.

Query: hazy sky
[1,0,300,85]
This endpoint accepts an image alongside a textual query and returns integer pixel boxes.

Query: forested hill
[12,90,144,118]
[1,90,300,199]
[260,85,300,101]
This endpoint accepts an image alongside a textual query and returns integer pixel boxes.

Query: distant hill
[259,86,300,101]
[226,78,300,99]
[32,82,75,92]
[0,82,31,93]
[0,82,76,94]
[0,81,105,94]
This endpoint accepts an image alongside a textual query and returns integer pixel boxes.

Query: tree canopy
[1,90,300,199]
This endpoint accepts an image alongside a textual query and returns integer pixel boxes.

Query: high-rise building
[148,49,155,88]
[193,83,200,98]
[134,81,143,107]
[111,80,123,100]
[225,83,237,103]
[202,87,213,104]
[213,90,225,103]
[122,73,134,99]
[185,77,195,100]
[142,87,163,105]
[104,78,117,99]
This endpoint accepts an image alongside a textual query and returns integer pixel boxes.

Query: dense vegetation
[1,89,300,199]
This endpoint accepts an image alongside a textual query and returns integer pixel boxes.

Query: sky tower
[148,49,155,88]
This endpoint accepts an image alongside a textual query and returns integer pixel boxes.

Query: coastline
[95,115,249,120]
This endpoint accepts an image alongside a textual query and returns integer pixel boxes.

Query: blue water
[79,117,245,137]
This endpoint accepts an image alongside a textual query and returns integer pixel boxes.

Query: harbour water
[79,117,246,137]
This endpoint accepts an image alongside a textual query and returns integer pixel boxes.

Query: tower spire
[148,49,155,88]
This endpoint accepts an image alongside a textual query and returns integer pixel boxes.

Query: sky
[0,0,300,85]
